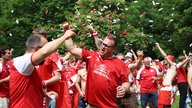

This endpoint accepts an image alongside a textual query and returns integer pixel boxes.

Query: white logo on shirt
[93,64,110,79]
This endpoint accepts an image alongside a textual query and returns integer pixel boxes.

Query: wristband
[92,32,98,38]
[42,81,47,89]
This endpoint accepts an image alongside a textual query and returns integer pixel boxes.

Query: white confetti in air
[152,1,155,5]
[134,1,138,3]
[98,12,102,15]
[189,43,192,47]
[156,2,160,5]
[88,34,91,37]
[114,31,116,34]
[9,33,12,36]
[11,10,14,13]
[170,19,173,22]
[16,20,19,24]
[113,19,116,23]
[87,19,91,22]
[86,16,91,19]
[32,0,35,2]
[168,39,172,42]
[149,20,153,22]
[103,6,108,9]
[158,8,163,11]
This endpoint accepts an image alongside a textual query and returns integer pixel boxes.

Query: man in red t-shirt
[9,29,75,108]
[0,46,12,108]
[176,55,190,108]
[136,57,160,108]
[64,23,130,108]
[32,28,63,107]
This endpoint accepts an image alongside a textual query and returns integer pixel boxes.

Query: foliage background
[0,0,191,60]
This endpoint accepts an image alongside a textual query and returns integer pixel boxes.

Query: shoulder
[82,49,98,60]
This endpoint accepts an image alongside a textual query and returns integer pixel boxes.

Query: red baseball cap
[167,55,174,62]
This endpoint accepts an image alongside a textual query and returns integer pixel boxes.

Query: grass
[172,96,179,108]
[172,95,192,108]
[137,95,191,108]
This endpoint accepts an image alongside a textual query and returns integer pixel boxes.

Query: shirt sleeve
[120,62,129,82]
[14,54,34,76]
[82,49,93,62]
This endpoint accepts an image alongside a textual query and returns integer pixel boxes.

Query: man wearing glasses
[64,24,130,108]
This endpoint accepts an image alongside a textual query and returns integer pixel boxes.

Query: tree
[0,0,191,59]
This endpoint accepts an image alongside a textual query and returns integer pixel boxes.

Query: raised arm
[65,38,83,60]
[87,25,101,49]
[183,50,188,58]
[130,49,138,61]
[155,42,174,66]
[177,56,190,68]
[32,29,75,65]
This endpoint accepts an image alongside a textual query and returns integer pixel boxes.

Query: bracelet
[92,32,98,38]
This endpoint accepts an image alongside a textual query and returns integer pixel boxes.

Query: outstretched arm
[130,49,138,61]
[87,25,101,49]
[65,38,83,60]
[32,29,75,65]
[63,23,83,60]
[155,42,174,66]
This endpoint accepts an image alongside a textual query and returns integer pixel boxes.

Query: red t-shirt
[9,54,43,108]
[47,52,63,70]
[0,63,10,97]
[176,65,187,83]
[82,49,129,108]
[136,66,158,93]
[36,58,60,92]
[37,53,62,108]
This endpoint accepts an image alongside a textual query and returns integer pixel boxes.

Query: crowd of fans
[0,24,192,108]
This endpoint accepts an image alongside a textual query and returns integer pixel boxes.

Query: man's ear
[33,47,38,52]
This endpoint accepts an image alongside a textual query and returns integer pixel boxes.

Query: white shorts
[0,97,9,108]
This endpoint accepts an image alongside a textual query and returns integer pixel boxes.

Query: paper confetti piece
[9,33,12,36]
[149,20,153,22]
[189,43,192,47]
[158,8,163,11]
[16,20,19,24]
[152,1,155,5]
